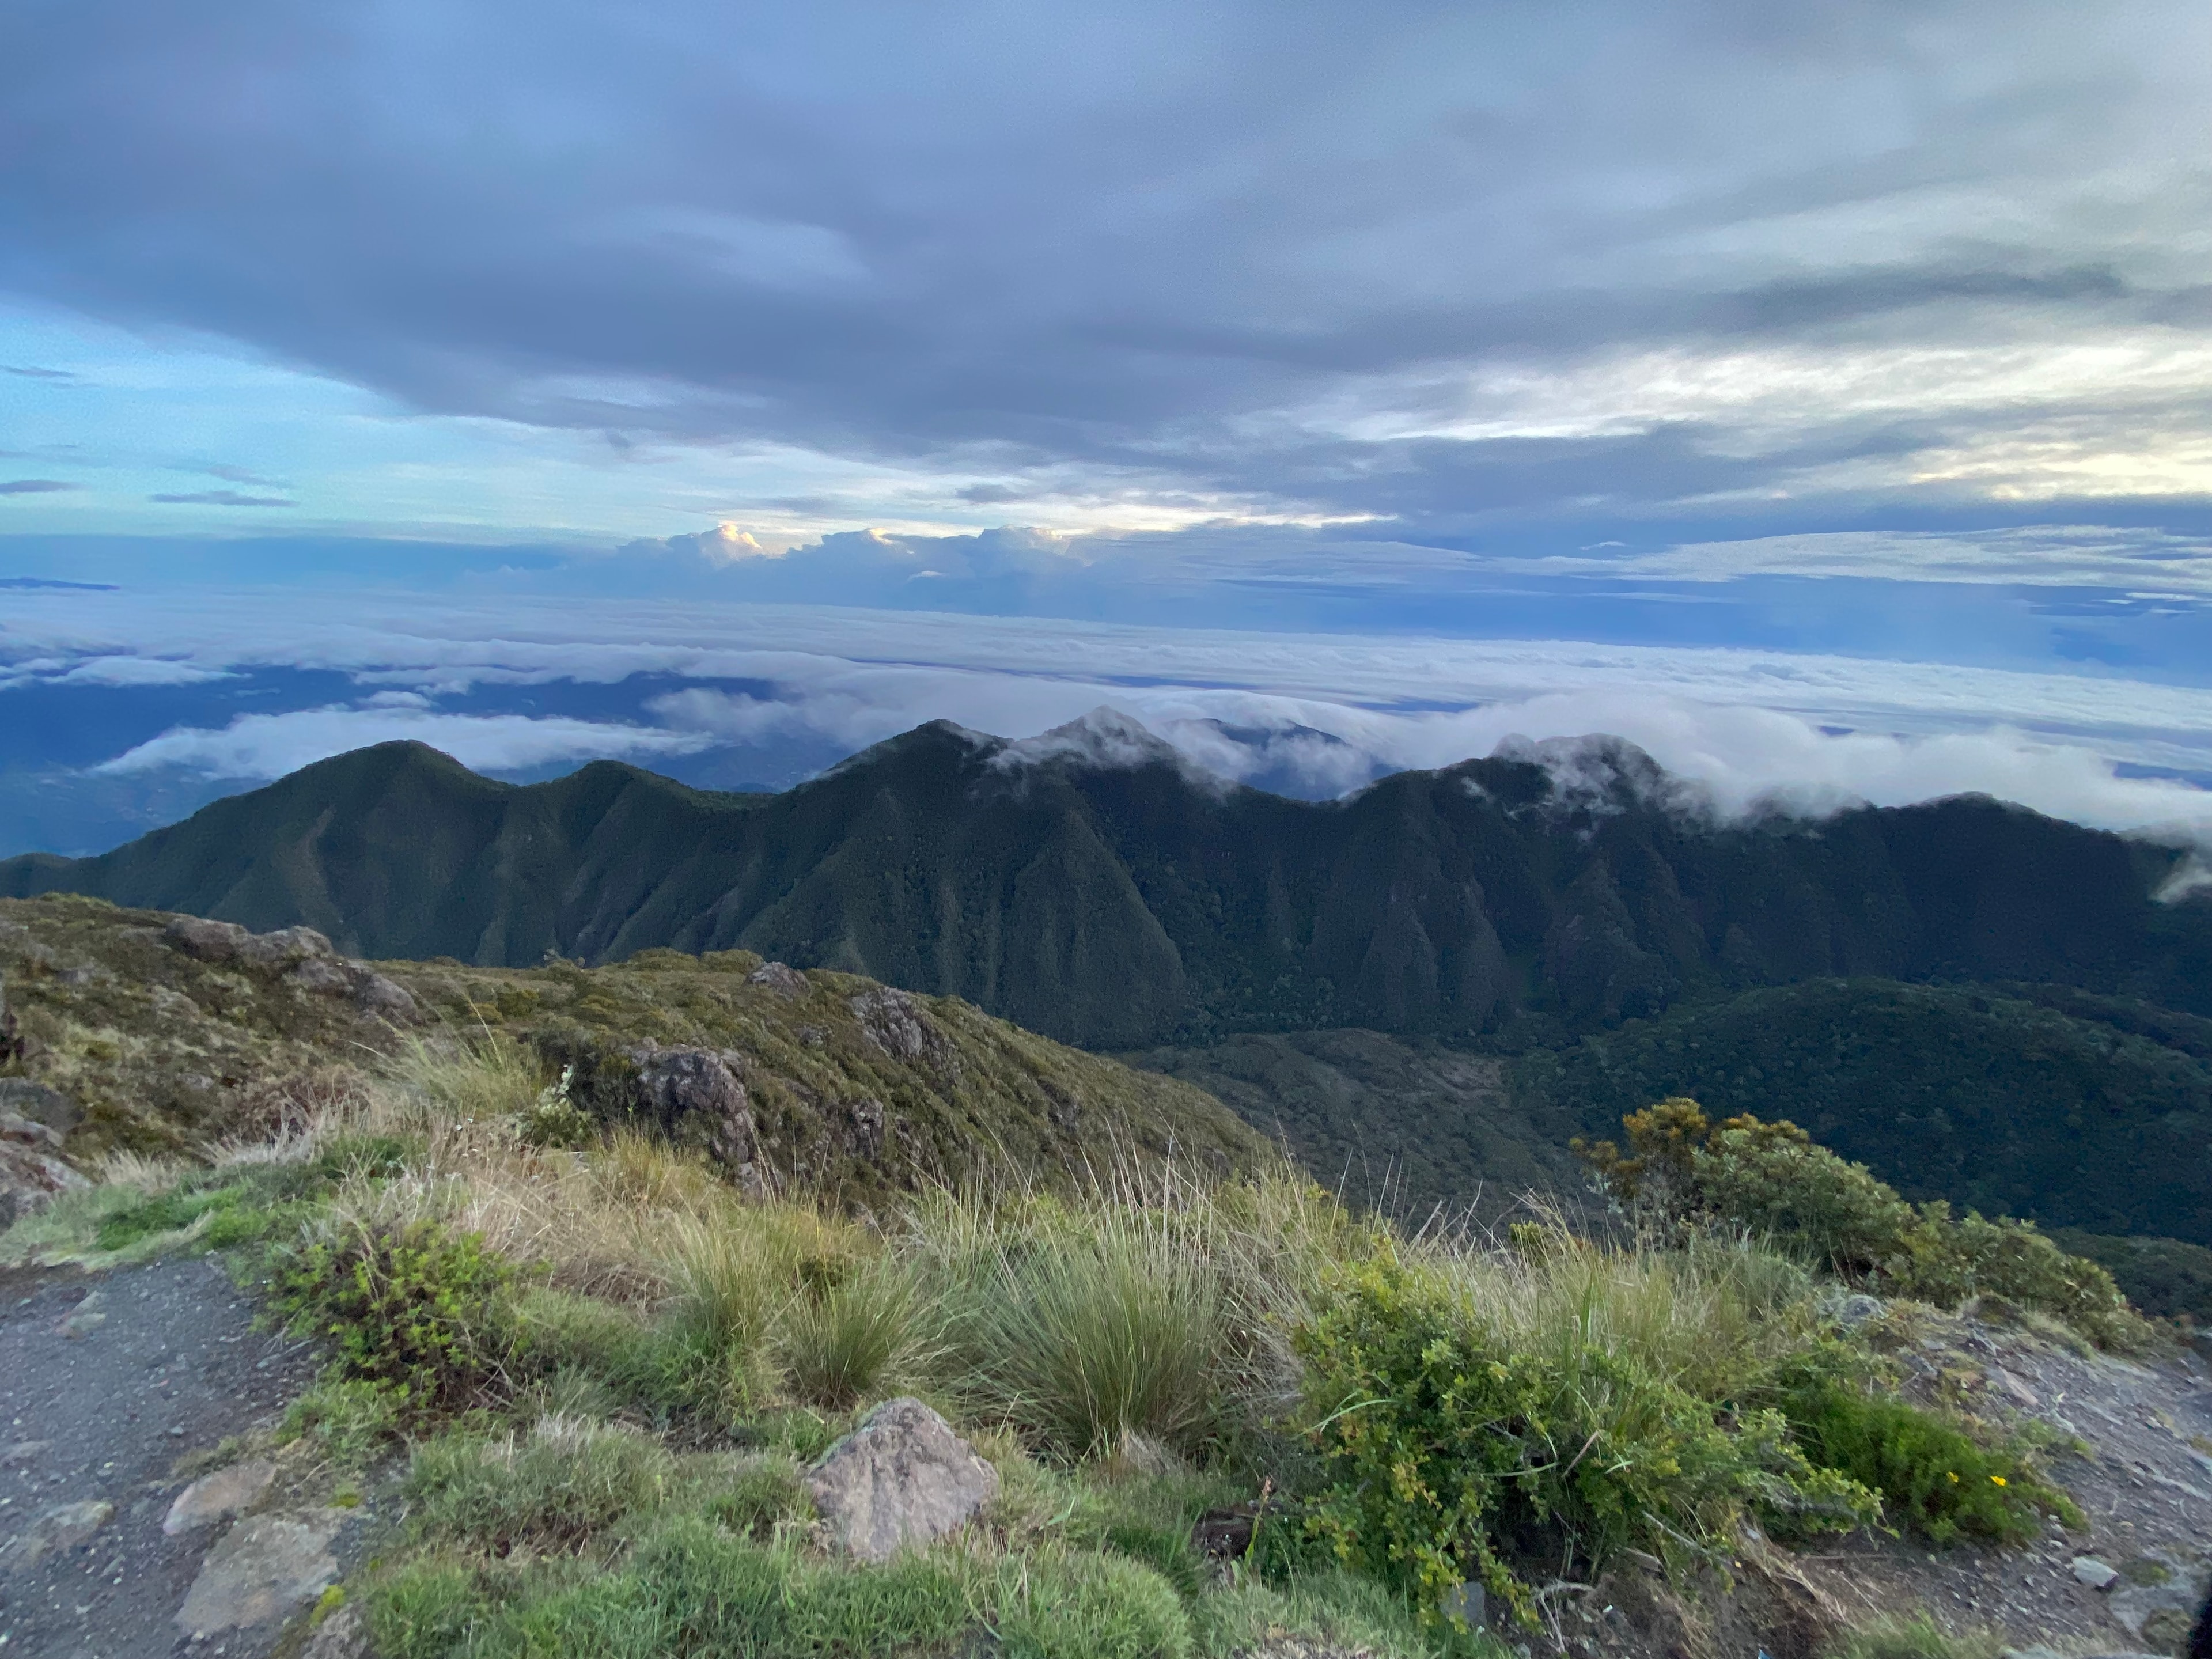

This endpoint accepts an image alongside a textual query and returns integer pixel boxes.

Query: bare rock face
[630,1044,767,1195]
[850,987,948,1065]
[805,1396,998,1563]
[747,960,810,999]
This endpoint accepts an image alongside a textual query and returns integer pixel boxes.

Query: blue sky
[4,0,2212,855]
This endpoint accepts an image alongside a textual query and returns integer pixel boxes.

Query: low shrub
[512,1067,596,1151]
[1784,1383,2081,1544]
[269,1214,516,1408]
[1296,1255,1876,1628]
[1576,1100,2147,1348]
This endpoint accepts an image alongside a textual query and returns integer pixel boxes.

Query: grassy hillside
[7,722,2210,1051]
[0,894,1266,1201]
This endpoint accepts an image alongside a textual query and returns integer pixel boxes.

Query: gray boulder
[175,1510,343,1637]
[0,1078,78,1133]
[164,1458,278,1535]
[747,960,810,999]
[805,1396,998,1563]
[164,915,256,962]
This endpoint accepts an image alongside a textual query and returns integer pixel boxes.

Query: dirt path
[0,1256,325,1659]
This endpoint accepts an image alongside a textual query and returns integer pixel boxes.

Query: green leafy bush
[270,1216,516,1408]
[1294,1255,1876,1628]
[1784,1383,2081,1544]
[1576,1100,2147,1348]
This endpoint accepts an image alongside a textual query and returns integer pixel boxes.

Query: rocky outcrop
[162,914,418,1021]
[0,1500,112,1574]
[805,1397,998,1563]
[747,960,810,999]
[0,1109,88,1227]
[850,987,949,1066]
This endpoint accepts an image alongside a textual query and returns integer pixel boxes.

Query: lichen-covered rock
[0,1077,81,1134]
[805,1396,998,1563]
[240,926,336,967]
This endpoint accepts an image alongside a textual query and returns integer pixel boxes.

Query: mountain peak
[993,707,1198,776]
[1487,732,1709,820]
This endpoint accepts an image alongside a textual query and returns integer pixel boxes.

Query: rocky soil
[0,1255,360,1659]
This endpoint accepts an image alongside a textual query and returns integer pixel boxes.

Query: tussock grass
[407,1415,675,1555]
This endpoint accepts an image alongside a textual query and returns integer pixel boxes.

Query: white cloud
[94,706,717,781]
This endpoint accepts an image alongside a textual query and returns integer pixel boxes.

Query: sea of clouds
[3,584,2210,854]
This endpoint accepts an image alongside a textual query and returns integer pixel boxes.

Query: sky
[4,0,2212,856]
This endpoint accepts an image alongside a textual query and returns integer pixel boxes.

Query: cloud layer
[5,585,2210,846]
[3,0,2209,532]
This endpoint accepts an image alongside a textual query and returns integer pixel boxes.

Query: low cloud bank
[94,707,717,781]
[7,586,2207,842]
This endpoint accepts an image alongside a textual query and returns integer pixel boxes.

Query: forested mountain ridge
[7,712,2209,1051]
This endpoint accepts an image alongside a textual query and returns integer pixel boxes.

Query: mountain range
[8,710,2209,1050]
[9,710,2211,1266]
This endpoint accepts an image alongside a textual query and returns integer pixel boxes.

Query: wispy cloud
[146,490,296,507]
[1,480,77,495]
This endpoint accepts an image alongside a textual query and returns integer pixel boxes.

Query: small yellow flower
[1946,1472,1959,1483]
[1990,1475,2007,1487]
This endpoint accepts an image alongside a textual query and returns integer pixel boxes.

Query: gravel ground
[0,1256,324,1659]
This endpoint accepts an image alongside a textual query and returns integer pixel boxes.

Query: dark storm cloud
[0,0,2205,521]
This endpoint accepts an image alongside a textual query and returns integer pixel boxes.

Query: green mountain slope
[1511,977,2212,1245]
[7,714,2210,1054]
